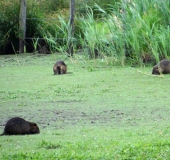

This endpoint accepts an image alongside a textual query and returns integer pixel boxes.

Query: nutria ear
[33,123,37,126]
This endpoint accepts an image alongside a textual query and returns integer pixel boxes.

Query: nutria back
[152,60,170,75]
[0,117,40,136]
[53,60,67,75]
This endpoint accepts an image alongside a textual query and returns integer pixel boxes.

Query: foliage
[0,0,170,65]
[79,9,118,60]
[76,0,121,18]
[121,0,170,63]
[0,0,70,54]
[37,0,69,13]
[0,0,20,54]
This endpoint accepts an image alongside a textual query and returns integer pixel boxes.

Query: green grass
[0,53,170,159]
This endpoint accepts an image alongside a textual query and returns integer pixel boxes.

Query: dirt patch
[0,107,127,131]
[1,99,170,134]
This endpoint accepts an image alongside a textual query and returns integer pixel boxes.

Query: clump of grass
[76,0,170,65]
[32,38,39,53]
[79,5,118,61]
[38,140,61,149]
[119,0,170,64]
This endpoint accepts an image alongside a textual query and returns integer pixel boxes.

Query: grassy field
[0,53,170,159]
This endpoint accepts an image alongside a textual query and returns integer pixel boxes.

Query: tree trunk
[19,0,26,53]
[68,0,75,56]
[121,0,127,65]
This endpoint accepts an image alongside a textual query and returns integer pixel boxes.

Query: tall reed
[119,0,170,63]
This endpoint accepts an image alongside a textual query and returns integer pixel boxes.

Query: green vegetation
[0,0,170,65]
[0,54,170,159]
[0,0,170,158]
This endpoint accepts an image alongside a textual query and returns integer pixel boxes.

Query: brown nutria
[152,60,170,75]
[53,60,67,75]
[0,117,40,136]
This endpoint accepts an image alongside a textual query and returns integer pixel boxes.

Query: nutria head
[152,65,160,75]
[30,123,40,134]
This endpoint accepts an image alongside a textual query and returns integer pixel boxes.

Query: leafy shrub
[0,0,70,54]
[0,0,20,54]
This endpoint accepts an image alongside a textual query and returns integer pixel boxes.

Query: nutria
[0,117,40,135]
[53,60,67,75]
[152,60,170,75]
